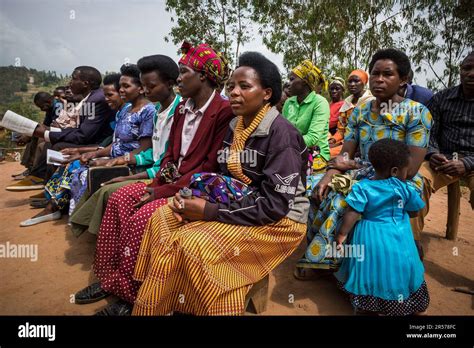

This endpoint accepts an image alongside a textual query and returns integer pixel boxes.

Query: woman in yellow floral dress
[295,48,433,277]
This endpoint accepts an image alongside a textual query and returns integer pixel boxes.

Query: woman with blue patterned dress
[295,49,433,279]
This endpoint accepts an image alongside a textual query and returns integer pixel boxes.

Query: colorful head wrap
[348,69,369,85]
[329,77,345,89]
[292,60,328,92]
[179,41,230,87]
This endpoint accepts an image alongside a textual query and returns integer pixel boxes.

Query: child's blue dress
[334,177,430,315]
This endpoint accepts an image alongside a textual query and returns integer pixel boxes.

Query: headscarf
[329,77,345,89]
[348,69,369,85]
[292,60,328,92]
[179,41,230,87]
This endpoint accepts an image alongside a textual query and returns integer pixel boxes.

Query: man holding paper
[7,66,115,191]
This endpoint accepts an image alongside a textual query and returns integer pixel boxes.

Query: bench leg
[446,182,461,240]
[244,275,269,314]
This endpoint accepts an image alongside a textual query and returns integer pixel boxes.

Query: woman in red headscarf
[72,43,234,315]
[328,69,374,157]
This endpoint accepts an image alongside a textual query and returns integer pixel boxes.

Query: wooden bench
[244,275,269,314]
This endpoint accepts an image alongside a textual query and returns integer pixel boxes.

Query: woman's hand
[61,148,81,156]
[328,154,357,172]
[312,171,335,204]
[169,192,206,223]
[133,187,155,209]
[89,158,112,167]
[80,151,98,164]
[101,176,129,186]
[61,148,82,163]
[104,157,127,167]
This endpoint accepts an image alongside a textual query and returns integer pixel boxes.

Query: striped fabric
[132,205,306,315]
[227,104,270,184]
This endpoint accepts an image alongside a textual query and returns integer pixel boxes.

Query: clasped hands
[132,189,206,223]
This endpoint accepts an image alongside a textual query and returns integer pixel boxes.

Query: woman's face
[288,72,308,96]
[369,59,406,101]
[329,83,344,102]
[177,64,204,99]
[347,75,365,96]
[119,75,143,103]
[140,71,171,104]
[103,84,123,111]
[227,66,272,118]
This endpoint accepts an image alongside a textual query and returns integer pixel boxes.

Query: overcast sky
[0,0,443,86]
[0,0,284,77]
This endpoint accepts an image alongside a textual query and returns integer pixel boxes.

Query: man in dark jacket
[7,66,115,191]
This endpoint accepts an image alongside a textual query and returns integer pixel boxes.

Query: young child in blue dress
[334,138,429,316]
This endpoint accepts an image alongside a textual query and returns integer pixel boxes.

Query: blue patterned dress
[297,98,433,269]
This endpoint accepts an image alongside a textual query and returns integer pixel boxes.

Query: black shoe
[75,282,110,304]
[94,300,132,316]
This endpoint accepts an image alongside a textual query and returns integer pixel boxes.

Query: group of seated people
[5,44,474,316]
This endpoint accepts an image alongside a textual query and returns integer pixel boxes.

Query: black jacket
[204,106,309,226]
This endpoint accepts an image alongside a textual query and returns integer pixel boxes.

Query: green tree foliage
[164,0,252,64]
[252,0,404,77]
[0,66,62,104]
[402,0,474,90]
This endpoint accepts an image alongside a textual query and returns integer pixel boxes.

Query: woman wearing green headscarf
[282,60,330,170]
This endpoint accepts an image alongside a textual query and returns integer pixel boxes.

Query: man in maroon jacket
[73,44,234,316]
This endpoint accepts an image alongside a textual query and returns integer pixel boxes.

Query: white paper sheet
[46,149,69,166]
[0,110,39,136]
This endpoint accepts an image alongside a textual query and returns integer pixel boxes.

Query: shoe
[75,282,110,304]
[29,192,46,201]
[30,199,49,209]
[20,211,61,227]
[12,169,30,180]
[6,175,44,191]
[95,300,132,316]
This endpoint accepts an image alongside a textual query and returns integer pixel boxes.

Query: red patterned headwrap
[178,41,229,86]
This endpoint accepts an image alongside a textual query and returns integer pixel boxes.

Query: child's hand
[335,233,347,246]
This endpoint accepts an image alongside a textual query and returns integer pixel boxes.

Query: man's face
[69,70,87,95]
[54,89,66,100]
[460,55,474,90]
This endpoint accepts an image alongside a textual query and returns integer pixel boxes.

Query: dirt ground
[0,160,473,315]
